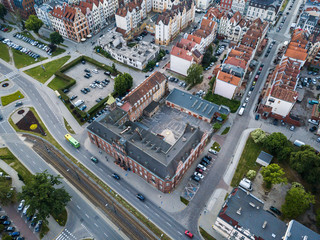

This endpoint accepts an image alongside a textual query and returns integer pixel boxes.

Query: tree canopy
[263,132,288,155]
[261,163,287,189]
[185,64,203,86]
[0,178,15,205]
[0,4,7,21]
[25,15,43,34]
[202,45,213,67]
[50,32,64,45]
[250,129,267,144]
[19,171,71,224]
[114,73,133,96]
[282,186,315,219]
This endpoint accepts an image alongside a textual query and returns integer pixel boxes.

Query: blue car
[255,114,260,120]
[136,193,145,201]
[2,221,11,225]
[112,173,120,180]
[9,231,20,236]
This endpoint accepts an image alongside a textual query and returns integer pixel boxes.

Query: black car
[81,60,86,64]
[0,216,8,221]
[149,67,154,72]
[84,69,90,73]
[310,126,317,132]
[205,155,212,160]
[317,85,320,90]
[191,175,200,182]
[136,193,145,201]
[63,89,69,93]
[202,157,210,164]
[269,206,281,216]
[200,161,208,167]
[273,119,278,125]
[84,87,90,92]
[112,173,120,180]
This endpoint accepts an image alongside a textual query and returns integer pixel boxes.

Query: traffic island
[1,90,24,106]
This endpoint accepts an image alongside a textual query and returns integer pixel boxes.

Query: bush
[87,96,109,115]
[213,122,222,131]
[180,196,189,205]
[246,170,257,180]
[18,173,24,182]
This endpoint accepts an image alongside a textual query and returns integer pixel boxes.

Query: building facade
[246,0,278,23]
[34,3,53,29]
[231,0,247,15]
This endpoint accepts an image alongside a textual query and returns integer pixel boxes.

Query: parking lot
[0,38,41,60]
[64,62,114,110]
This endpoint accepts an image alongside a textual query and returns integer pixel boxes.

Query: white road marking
[145,205,149,209]
[155,213,159,217]
[85,213,89,218]
[39,167,43,171]
[166,222,171,227]
[94,223,99,227]
[178,231,182,235]
[32,160,35,164]
[125,189,129,193]
[99,167,103,172]
[76,205,81,209]
[104,233,108,237]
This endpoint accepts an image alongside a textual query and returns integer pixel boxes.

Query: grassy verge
[0,43,10,62]
[281,0,289,11]
[166,69,186,81]
[47,76,68,90]
[39,223,49,239]
[1,91,24,106]
[200,227,216,240]
[0,79,9,83]
[52,48,66,57]
[24,56,71,83]
[211,142,221,152]
[221,127,230,135]
[180,196,189,205]
[12,49,47,69]
[230,137,262,187]
[51,208,67,226]
[204,92,240,113]
[9,108,170,240]
[0,148,33,184]
[64,118,75,134]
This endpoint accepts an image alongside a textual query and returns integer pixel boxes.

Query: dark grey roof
[257,151,273,165]
[249,0,278,9]
[144,101,159,114]
[218,187,287,240]
[285,220,320,240]
[222,64,245,78]
[87,112,204,180]
[166,88,230,120]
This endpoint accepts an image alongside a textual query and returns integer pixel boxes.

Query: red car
[254,75,259,80]
[208,75,212,79]
[185,230,193,238]
[259,67,263,71]
[3,28,8,32]
[195,167,203,174]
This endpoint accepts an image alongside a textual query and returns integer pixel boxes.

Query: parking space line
[85,213,89,218]
[166,222,171,227]
[94,223,99,227]
[76,205,81,209]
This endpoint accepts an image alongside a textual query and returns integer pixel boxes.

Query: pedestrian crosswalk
[56,229,77,240]
[0,71,18,81]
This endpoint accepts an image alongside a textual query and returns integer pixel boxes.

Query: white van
[74,100,84,107]
[239,178,253,191]
[293,140,305,147]
[238,107,245,116]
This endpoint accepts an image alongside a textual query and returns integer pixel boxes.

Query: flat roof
[218,187,287,240]
[166,88,230,120]
[284,220,320,240]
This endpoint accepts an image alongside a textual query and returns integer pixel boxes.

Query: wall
[214,79,237,99]
[170,54,192,76]
[265,96,294,117]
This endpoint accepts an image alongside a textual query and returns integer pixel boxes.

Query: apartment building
[214,187,320,240]
[87,107,209,193]
[260,29,308,119]
[115,0,146,35]
[152,0,179,12]
[220,0,233,11]
[170,38,202,76]
[246,0,279,23]
[2,0,15,12]
[155,0,195,45]
[214,71,242,99]
[307,34,320,68]
[120,71,168,121]
[99,30,159,70]
[298,12,318,34]
[49,5,68,38]
[12,0,36,19]
[240,18,268,48]
[34,3,54,29]
[218,10,242,37]
[231,0,248,15]
[195,0,211,10]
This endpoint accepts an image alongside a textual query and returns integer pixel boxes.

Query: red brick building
[220,0,233,11]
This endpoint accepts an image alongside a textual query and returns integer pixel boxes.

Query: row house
[231,0,248,15]
[307,34,320,68]
[12,0,37,19]
[120,71,167,121]
[79,0,107,34]
[246,0,279,24]
[220,0,232,11]
[298,12,318,34]
[170,38,203,76]
[260,29,308,118]
[184,18,218,53]
[195,0,211,10]
[152,0,179,12]
[155,0,195,45]
[218,10,242,37]
[214,187,320,240]
[2,0,15,12]
[240,18,268,49]
[35,3,53,29]
[49,3,90,42]
[87,108,209,193]
[115,0,146,35]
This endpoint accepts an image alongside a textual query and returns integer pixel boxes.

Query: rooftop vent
[303,236,308,240]
[182,137,187,142]
[236,207,242,215]
[262,221,267,229]
[249,202,255,208]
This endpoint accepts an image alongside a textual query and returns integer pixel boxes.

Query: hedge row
[87,96,109,115]
[82,56,117,74]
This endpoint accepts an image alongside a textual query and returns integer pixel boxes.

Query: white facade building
[231,0,247,15]
[214,71,240,99]
[35,4,53,30]
[246,0,278,23]
[49,5,68,38]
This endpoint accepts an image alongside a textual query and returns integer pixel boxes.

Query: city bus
[65,134,80,148]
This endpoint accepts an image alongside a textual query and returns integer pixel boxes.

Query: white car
[245,97,249,103]
[18,200,25,211]
[23,205,30,215]
[92,69,99,74]
[248,91,252,97]
[197,164,207,171]
[194,172,204,179]
[308,119,319,125]
[242,103,247,108]
[208,149,217,155]
[289,125,295,131]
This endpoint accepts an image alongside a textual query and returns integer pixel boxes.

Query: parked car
[18,200,25,211]
[255,114,260,120]
[269,206,282,216]
[310,126,317,132]
[208,149,217,154]
[2,221,11,225]
[0,215,8,221]
[5,226,15,232]
[112,173,120,180]
[273,119,278,125]
[9,231,20,237]
[308,119,319,125]
[35,220,43,232]
[191,175,200,182]
[195,167,203,174]
[90,156,98,163]
[289,125,295,131]
[197,164,207,171]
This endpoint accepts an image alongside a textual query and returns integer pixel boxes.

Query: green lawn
[204,92,240,113]
[47,76,69,90]
[200,227,216,240]
[211,141,221,152]
[230,137,262,187]
[24,56,71,83]
[180,196,189,205]
[0,148,33,184]
[12,50,46,69]
[52,48,66,57]
[1,91,24,106]
[0,43,10,62]
[221,127,230,135]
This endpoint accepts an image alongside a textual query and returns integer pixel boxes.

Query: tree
[19,171,71,224]
[25,15,43,34]
[112,63,117,74]
[261,163,287,189]
[250,129,267,144]
[213,122,222,131]
[202,45,213,67]
[246,170,256,180]
[316,208,320,228]
[0,178,15,205]
[0,4,7,21]
[282,186,315,219]
[263,132,288,155]
[50,32,64,45]
[2,235,12,240]
[277,146,293,163]
[0,224,4,233]
[185,64,203,86]
[114,73,133,96]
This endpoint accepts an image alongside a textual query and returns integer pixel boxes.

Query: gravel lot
[64,62,114,110]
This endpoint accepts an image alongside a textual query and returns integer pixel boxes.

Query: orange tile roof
[179,38,197,49]
[217,71,241,86]
[285,44,308,61]
[171,46,193,61]
[271,86,298,103]
[187,34,202,44]
[224,57,247,70]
